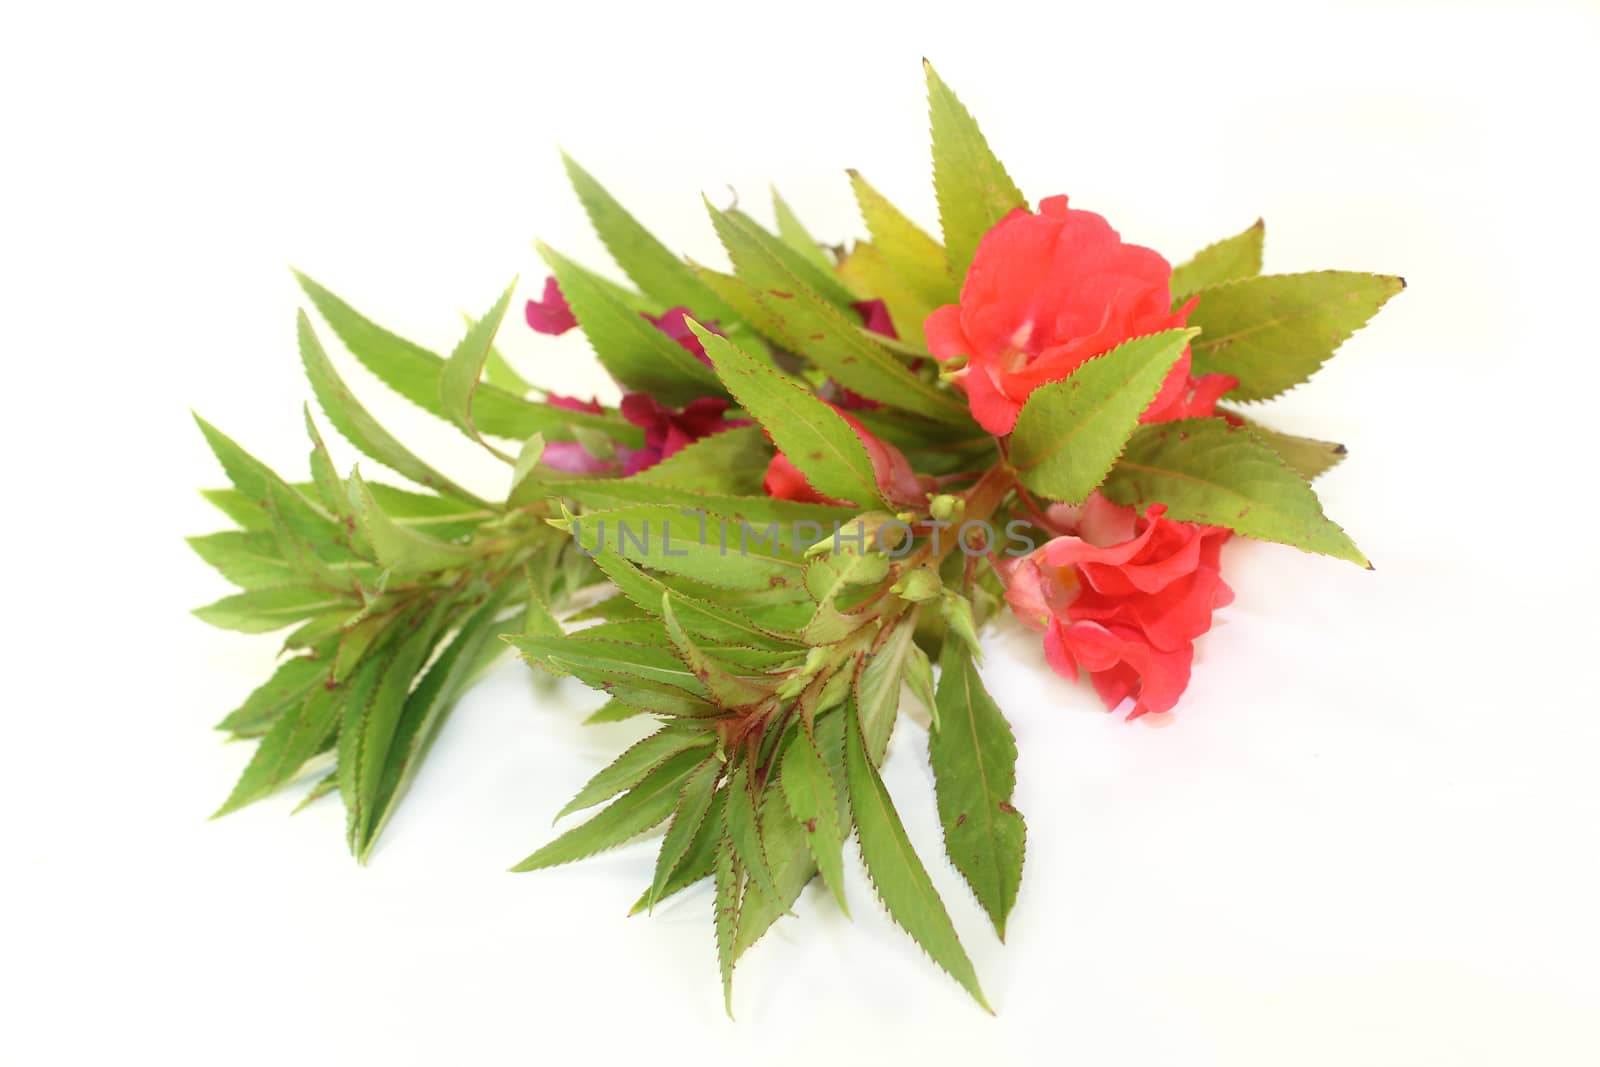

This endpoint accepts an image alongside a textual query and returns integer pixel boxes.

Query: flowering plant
[191,62,1399,1013]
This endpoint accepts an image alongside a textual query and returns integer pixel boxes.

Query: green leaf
[630,424,771,495]
[361,587,519,857]
[215,651,329,737]
[298,311,489,506]
[780,726,850,915]
[714,829,742,1016]
[661,594,771,708]
[771,186,837,276]
[512,749,709,871]
[1187,271,1404,401]
[192,415,341,543]
[855,617,914,764]
[303,407,346,515]
[629,790,727,914]
[193,585,355,634]
[1009,329,1198,503]
[1104,418,1369,567]
[847,169,956,307]
[538,242,724,405]
[925,59,1026,281]
[705,205,970,422]
[347,469,478,574]
[1170,220,1265,300]
[590,552,801,649]
[295,271,640,446]
[846,700,990,1011]
[646,757,723,909]
[691,323,883,507]
[1223,409,1347,481]
[929,642,1025,940]
[725,766,784,909]
[438,280,518,458]
[212,682,342,817]
[557,723,716,822]
[561,153,737,320]
[188,531,300,590]
[835,242,941,350]
[721,205,858,310]
[555,503,809,593]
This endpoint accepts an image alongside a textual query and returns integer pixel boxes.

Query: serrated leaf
[558,723,716,822]
[725,766,784,908]
[780,726,849,915]
[193,585,355,634]
[846,700,990,1011]
[929,641,1025,940]
[212,682,342,817]
[512,749,709,871]
[192,415,342,543]
[1187,271,1404,401]
[1221,409,1347,481]
[847,169,956,307]
[1170,220,1265,301]
[303,406,346,516]
[926,60,1025,281]
[360,586,518,857]
[647,757,723,909]
[722,205,857,310]
[438,280,518,458]
[561,153,737,321]
[347,468,478,574]
[538,242,724,405]
[835,241,940,350]
[661,595,771,708]
[630,424,771,495]
[188,531,300,590]
[691,322,883,507]
[1104,418,1369,566]
[771,186,836,276]
[590,552,802,649]
[557,503,809,593]
[705,205,970,422]
[585,697,645,724]
[296,271,642,447]
[714,829,742,1016]
[905,644,937,725]
[1010,328,1198,503]
[298,311,489,506]
[215,650,329,737]
[855,618,914,764]
[628,790,726,915]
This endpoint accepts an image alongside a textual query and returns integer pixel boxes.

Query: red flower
[526,277,578,335]
[539,394,621,473]
[764,409,927,507]
[618,394,745,475]
[997,495,1233,718]
[925,195,1234,434]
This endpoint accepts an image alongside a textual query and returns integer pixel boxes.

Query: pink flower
[539,394,623,473]
[642,307,723,366]
[526,277,578,335]
[925,196,1237,434]
[998,495,1233,718]
[618,394,745,475]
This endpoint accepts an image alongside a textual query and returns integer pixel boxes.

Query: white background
[5,1,1598,1063]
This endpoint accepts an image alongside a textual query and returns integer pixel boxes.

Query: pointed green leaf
[193,586,355,634]
[192,415,341,543]
[1187,271,1404,401]
[855,618,915,764]
[438,280,518,457]
[781,726,850,915]
[705,205,970,422]
[558,723,716,822]
[347,469,478,574]
[295,271,640,445]
[538,242,723,405]
[847,169,956,306]
[714,829,742,1016]
[1170,220,1265,301]
[214,651,328,738]
[212,682,342,817]
[298,311,489,506]
[561,153,737,320]
[647,757,723,908]
[590,552,801,649]
[555,502,810,593]
[724,766,784,909]
[629,790,726,914]
[1104,417,1369,566]
[691,323,883,507]
[926,60,1025,280]
[661,594,771,708]
[1010,329,1198,503]
[512,749,709,871]
[303,407,346,515]
[771,186,836,275]
[630,424,771,495]
[1222,409,1347,481]
[930,642,1025,940]
[846,700,990,1011]
[835,241,941,349]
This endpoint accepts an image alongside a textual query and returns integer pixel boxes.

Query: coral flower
[998,495,1233,717]
[925,196,1235,434]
